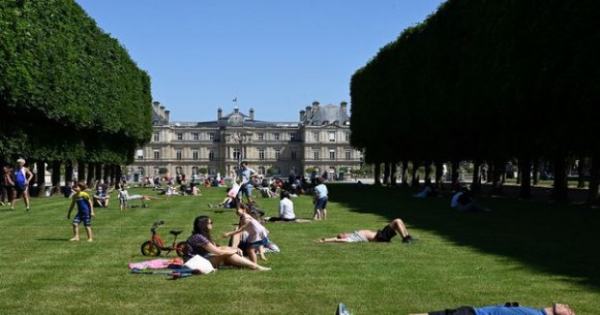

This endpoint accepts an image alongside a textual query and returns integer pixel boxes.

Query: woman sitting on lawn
[185,215,270,271]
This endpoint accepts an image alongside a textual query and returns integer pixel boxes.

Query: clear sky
[75,0,445,122]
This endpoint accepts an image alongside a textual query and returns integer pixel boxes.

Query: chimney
[218,108,222,119]
[160,105,165,111]
[300,110,305,121]
[312,101,319,110]
[249,108,255,120]
[164,110,170,123]
[340,101,348,114]
[153,101,160,107]
[234,107,239,114]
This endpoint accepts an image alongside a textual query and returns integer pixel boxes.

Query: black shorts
[374,225,397,242]
[14,185,27,194]
[428,306,475,315]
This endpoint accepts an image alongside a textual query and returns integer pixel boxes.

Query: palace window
[258,133,264,141]
[259,149,265,160]
[209,151,215,161]
[313,132,319,142]
[291,151,297,160]
[329,149,336,160]
[274,133,280,141]
[193,133,199,140]
[176,150,182,160]
[209,133,215,141]
[232,148,241,160]
[177,133,183,140]
[192,150,199,160]
[313,150,320,160]
[329,132,336,142]
[136,149,144,160]
[345,132,350,142]
[345,150,352,160]
[153,150,160,160]
[290,133,297,141]
[275,149,281,160]
[153,132,160,142]
[258,166,266,175]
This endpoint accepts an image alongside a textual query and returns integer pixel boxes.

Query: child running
[223,203,270,263]
[66,182,95,242]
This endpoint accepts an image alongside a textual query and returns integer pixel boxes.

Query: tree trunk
[434,161,444,189]
[383,162,390,185]
[491,160,505,195]
[77,161,86,182]
[110,165,117,186]
[552,155,569,202]
[35,161,46,197]
[65,160,73,184]
[519,157,532,199]
[94,163,102,185]
[374,163,381,186]
[103,164,111,183]
[390,163,397,186]
[424,160,432,185]
[577,156,587,189]
[410,161,420,188]
[115,165,123,184]
[587,155,599,203]
[87,163,95,186]
[401,160,409,187]
[472,160,482,193]
[451,160,460,187]
[532,158,540,186]
[51,161,61,194]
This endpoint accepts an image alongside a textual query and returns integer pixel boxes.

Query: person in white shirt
[268,191,296,222]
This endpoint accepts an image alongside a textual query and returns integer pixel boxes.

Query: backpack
[14,169,26,188]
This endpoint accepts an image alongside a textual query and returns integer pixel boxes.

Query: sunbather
[318,218,414,244]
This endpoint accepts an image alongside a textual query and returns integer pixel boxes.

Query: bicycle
[140,220,187,257]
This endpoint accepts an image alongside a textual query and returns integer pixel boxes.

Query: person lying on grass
[117,185,155,211]
[67,182,95,242]
[410,302,575,315]
[222,203,270,263]
[318,218,414,244]
[185,215,270,271]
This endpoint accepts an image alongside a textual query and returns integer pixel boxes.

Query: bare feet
[87,238,94,242]
[256,266,271,271]
[69,237,80,241]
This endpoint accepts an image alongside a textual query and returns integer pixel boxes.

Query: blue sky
[76,0,445,122]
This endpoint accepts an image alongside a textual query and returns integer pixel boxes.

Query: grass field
[0,184,599,315]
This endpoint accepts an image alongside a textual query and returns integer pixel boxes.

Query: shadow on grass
[36,238,71,242]
[329,183,600,291]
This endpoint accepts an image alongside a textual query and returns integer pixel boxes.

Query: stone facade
[127,101,362,181]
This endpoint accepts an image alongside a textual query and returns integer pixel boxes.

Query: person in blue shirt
[67,182,95,242]
[411,302,575,315]
[313,177,328,220]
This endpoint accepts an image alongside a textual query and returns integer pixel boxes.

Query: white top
[279,198,296,219]
[242,214,269,242]
[118,190,129,200]
[315,184,328,198]
[450,192,463,208]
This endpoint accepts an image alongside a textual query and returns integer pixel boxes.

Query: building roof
[304,104,350,126]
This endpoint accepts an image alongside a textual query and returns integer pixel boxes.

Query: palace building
[128,101,362,181]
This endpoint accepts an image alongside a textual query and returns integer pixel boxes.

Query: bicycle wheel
[175,241,187,258]
[141,241,161,256]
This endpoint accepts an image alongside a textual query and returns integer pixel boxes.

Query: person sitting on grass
[66,182,95,242]
[208,188,236,209]
[223,203,270,263]
[410,302,575,315]
[414,183,436,199]
[185,215,270,271]
[267,191,296,222]
[318,218,415,244]
[450,187,490,212]
[93,181,111,208]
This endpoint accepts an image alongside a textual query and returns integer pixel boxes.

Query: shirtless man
[318,218,414,244]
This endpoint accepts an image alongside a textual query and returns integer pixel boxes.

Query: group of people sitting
[413,183,491,212]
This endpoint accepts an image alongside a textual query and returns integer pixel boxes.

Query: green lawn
[0,184,598,315]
